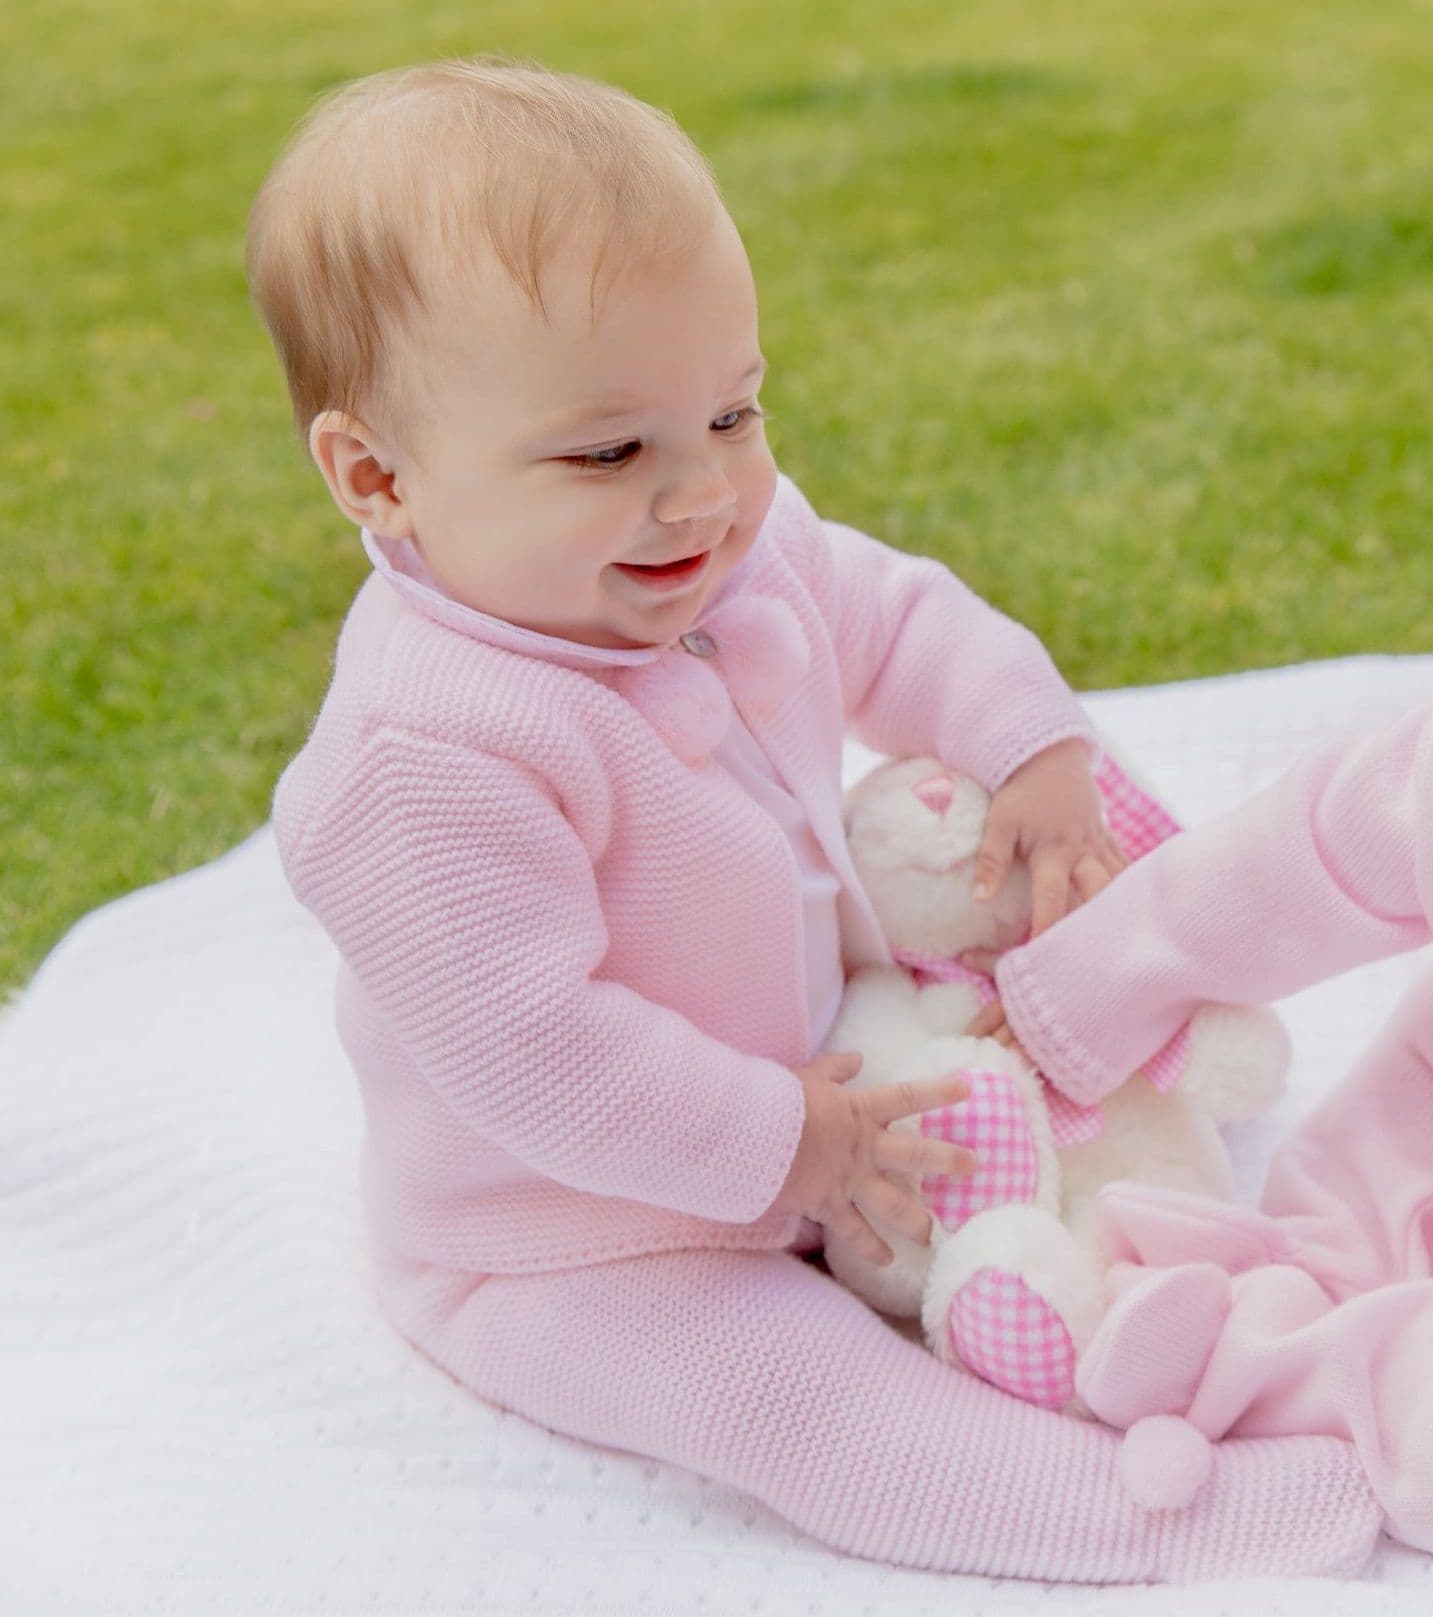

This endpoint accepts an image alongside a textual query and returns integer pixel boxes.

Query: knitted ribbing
[379,1245,1382,1583]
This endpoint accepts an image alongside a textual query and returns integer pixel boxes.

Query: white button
[679,629,717,658]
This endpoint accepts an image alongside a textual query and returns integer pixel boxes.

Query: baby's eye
[712,405,764,433]
[564,440,641,472]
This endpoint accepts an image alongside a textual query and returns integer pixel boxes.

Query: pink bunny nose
[913,774,955,816]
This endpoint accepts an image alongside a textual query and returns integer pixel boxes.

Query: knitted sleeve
[996,700,1433,1105]
[771,477,1093,789]
[274,725,807,1223]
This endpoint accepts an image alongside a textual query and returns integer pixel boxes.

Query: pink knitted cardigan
[271,474,1095,1277]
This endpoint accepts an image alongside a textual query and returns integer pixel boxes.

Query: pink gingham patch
[1045,1086,1105,1147]
[1140,1023,1192,1092]
[919,1070,1038,1233]
[1094,753,1182,861]
[892,949,998,1003]
[947,1267,1077,1410]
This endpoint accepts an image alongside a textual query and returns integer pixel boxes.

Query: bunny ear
[1094,753,1183,860]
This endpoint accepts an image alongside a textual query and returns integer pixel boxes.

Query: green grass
[5,0,1433,994]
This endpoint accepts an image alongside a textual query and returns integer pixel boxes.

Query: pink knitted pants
[1078,957,1433,1551]
[377,1238,1381,1584]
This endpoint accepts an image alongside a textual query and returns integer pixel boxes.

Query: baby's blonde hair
[246,56,723,446]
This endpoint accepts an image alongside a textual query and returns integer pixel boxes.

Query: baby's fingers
[873,1127,979,1182]
[972,814,1018,904]
[1028,846,1077,937]
[822,1050,864,1083]
[967,1000,1008,1038]
[960,947,1003,978]
[865,1074,970,1126]
[857,1173,934,1246]
[1071,852,1113,905]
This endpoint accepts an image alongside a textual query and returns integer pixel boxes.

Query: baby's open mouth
[617,551,709,578]
[615,550,712,590]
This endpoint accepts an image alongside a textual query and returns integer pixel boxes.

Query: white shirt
[712,714,847,1052]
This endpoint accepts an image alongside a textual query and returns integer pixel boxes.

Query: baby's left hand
[972,737,1127,939]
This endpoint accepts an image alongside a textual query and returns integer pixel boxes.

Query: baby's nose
[913,774,955,817]
[654,465,737,527]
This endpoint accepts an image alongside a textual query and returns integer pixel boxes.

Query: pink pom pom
[619,655,731,766]
[1117,1416,1214,1510]
[705,595,810,716]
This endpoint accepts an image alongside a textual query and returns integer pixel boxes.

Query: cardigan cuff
[994,946,1125,1107]
[982,717,1099,794]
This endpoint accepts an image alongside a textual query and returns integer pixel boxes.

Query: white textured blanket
[7,656,1433,1617]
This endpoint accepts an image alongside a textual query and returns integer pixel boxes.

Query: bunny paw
[946,1267,1078,1410]
[919,1068,1040,1232]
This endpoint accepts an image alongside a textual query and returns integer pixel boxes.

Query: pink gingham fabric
[919,1069,1039,1231]
[1095,750,1183,861]
[1044,1085,1105,1146]
[946,1267,1078,1410]
[1139,1023,1192,1093]
[893,949,998,1006]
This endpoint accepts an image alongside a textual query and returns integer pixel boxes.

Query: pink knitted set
[272,474,1383,1582]
[998,701,1433,1552]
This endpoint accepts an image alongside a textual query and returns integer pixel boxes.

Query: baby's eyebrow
[732,356,768,391]
[532,357,768,438]
[537,396,645,436]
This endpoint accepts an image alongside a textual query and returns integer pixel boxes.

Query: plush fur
[822,751,1291,1411]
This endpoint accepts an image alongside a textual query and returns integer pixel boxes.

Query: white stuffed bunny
[821,749,1290,1414]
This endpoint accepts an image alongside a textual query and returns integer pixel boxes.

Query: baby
[248,56,1381,1581]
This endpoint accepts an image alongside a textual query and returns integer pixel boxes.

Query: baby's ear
[307,410,415,540]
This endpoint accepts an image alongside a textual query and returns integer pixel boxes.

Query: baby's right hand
[772,1051,978,1267]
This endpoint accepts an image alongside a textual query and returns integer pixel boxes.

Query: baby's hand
[773,1051,978,1267]
[973,738,1127,938]
[966,997,1034,1067]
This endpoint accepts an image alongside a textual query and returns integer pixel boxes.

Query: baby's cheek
[735,443,778,526]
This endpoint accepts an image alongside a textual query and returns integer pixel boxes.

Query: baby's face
[395,207,777,649]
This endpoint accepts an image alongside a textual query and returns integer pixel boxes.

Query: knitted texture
[272,475,1388,1580]
[990,697,1433,1545]
[272,473,1095,1278]
[376,1244,1382,1582]
[1090,752,1191,1093]
[997,701,1433,1106]
[1076,955,1433,1550]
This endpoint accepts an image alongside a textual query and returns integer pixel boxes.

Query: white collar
[359,526,768,671]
